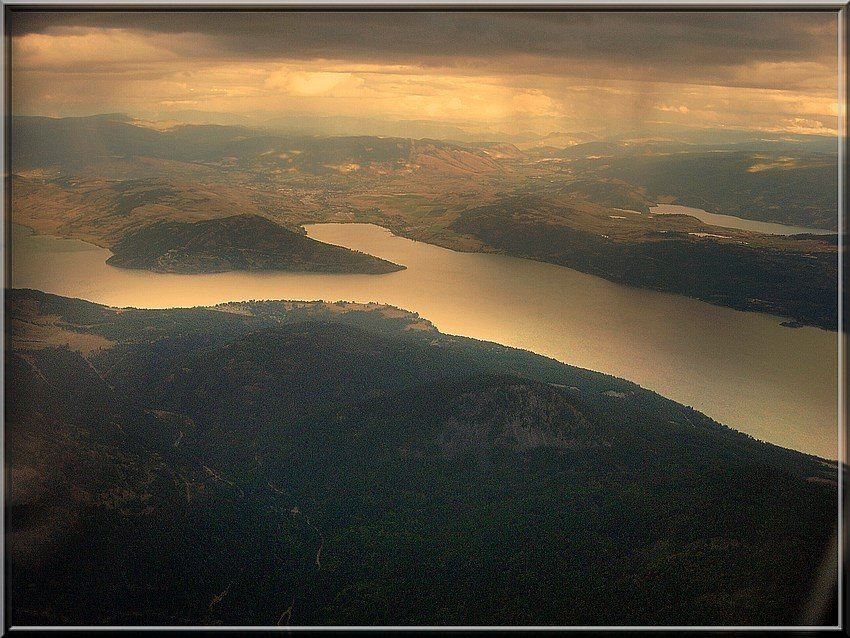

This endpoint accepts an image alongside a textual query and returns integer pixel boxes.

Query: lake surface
[10,222,839,459]
[650,203,836,236]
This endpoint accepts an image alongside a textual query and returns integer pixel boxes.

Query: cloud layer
[9,10,840,136]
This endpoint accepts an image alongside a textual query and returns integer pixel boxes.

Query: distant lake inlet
[650,203,836,236]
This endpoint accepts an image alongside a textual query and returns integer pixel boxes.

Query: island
[105,213,405,274]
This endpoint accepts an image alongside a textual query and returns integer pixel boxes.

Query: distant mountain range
[148,109,838,149]
[10,115,502,177]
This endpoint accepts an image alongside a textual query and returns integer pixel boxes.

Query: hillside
[105,214,404,274]
[10,115,500,177]
[450,195,839,330]
[6,289,838,626]
[573,151,839,231]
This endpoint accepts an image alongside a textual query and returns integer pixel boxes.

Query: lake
[650,203,836,236]
[9,222,840,459]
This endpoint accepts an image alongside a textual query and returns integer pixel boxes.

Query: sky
[9,10,841,138]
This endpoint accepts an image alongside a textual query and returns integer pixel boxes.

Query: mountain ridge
[6,288,838,625]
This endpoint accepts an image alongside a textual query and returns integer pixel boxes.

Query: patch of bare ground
[10,315,115,356]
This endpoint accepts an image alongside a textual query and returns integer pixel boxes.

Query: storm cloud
[9,11,839,86]
[7,9,841,135]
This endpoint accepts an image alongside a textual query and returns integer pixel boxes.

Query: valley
[11,221,839,459]
[10,115,841,329]
[6,8,844,630]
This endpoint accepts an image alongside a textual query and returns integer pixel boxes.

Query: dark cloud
[9,10,837,70]
[9,9,838,126]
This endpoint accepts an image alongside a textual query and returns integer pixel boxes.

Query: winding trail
[277,597,295,626]
[303,514,325,570]
[15,353,52,386]
[208,577,235,611]
[202,464,245,498]
[266,483,324,572]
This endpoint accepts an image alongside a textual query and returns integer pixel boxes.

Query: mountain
[449,195,839,330]
[106,214,404,274]
[6,289,838,626]
[582,151,839,231]
[533,136,838,231]
[261,114,478,141]
[11,115,500,176]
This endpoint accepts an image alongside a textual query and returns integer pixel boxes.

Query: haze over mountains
[141,110,840,151]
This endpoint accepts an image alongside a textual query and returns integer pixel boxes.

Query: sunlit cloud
[9,12,840,137]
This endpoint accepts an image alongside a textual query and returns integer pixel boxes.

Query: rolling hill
[11,115,501,177]
[105,214,404,274]
[6,289,839,626]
